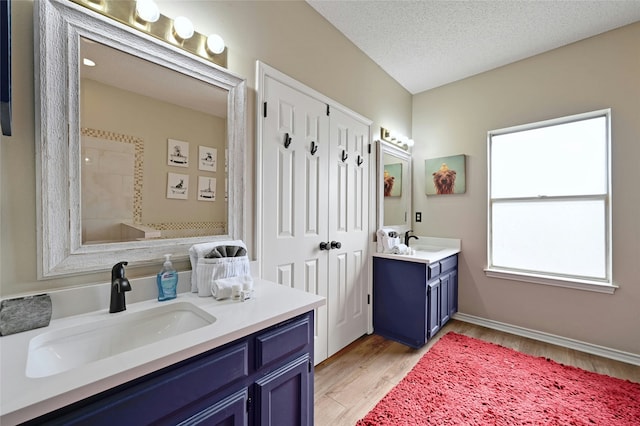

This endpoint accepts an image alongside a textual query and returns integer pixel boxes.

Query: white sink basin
[413,245,446,253]
[26,302,216,378]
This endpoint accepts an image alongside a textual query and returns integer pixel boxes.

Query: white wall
[411,22,640,355]
[0,1,411,295]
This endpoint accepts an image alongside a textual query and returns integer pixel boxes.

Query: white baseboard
[453,312,640,367]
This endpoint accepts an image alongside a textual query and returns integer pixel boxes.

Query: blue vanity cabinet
[26,311,314,426]
[373,254,458,348]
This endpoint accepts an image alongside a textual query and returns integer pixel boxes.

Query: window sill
[484,268,618,294]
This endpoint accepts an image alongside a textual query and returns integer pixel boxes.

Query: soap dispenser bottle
[157,254,178,301]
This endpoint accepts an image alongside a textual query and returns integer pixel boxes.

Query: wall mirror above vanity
[377,140,412,233]
[35,0,247,278]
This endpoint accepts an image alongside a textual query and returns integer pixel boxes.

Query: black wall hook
[341,150,348,162]
[284,133,292,148]
[310,141,318,155]
[357,155,363,166]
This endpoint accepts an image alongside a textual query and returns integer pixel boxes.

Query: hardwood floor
[314,319,640,426]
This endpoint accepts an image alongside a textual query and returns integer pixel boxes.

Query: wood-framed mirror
[377,140,412,233]
[35,0,246,278]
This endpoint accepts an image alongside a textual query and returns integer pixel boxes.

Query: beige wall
[0,1,411,295]
[5,0,635,355]
[411,22,640,354]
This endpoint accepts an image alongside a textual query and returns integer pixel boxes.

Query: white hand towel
[189,240,247,293]
[383,236,401,253]
[376,228,395,253]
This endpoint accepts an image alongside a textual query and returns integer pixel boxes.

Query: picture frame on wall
[425,154,466,195]
[167,173,189,199]
[198,146,217,172]
[167,139,189,167]
[197,176,216,201]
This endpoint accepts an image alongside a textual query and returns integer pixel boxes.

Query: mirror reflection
[378,140,412,229]
[79,38,229,244]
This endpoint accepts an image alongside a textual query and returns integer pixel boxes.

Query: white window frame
[485,109,616,294]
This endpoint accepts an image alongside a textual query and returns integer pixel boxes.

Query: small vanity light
[173,16,194,40]
[206,34,225,55]
[82,58,96,67]
[135,0,159,23]
[380,127,413,150]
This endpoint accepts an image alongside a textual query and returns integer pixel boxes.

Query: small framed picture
[167,139,189,167]
[198,176,216,201]
[167,173,189,199]
[198,146,217,172]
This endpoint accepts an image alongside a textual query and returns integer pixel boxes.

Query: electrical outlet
[416,212,422,222]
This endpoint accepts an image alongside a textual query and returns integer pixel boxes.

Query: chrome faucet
[109,261,131,313]
[404,230,419,246]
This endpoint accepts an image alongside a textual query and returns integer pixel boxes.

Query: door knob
[319,242,331,250]
[330,241,342,249]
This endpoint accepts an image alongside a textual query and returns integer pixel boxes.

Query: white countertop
[0,280,325,425]
[372,236,461,264]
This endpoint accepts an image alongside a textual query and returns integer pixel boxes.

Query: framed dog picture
[383,163,402,197]
[426,154,466,195]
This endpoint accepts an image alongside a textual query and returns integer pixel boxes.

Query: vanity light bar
[71,0,227,68]
[380,127,414,150]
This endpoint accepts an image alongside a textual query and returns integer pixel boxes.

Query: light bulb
[173,16,194,40]
[135,0,159,23]
[206,34,225,55]
[82,58,96,67]
[407,139,415,147]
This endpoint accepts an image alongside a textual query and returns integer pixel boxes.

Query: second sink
[413,245,447,253]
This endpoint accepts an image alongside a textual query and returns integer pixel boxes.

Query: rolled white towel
[211,275,253,300]
[390,243,409,255]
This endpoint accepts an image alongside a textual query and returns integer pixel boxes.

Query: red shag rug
[357,332,640,425]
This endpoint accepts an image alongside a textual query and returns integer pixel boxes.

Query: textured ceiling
[307,0,640,94]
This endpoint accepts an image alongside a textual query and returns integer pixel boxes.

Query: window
[486,109,614,293]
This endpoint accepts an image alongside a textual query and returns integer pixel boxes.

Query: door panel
[327,108,369,357]
[262,77,329,363]
[276,149,294,237]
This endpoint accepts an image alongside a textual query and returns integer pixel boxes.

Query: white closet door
[262,76,330,363]
[327,107,370,357]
